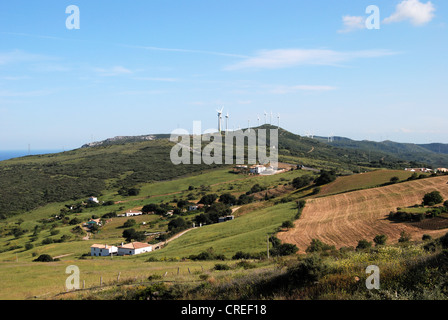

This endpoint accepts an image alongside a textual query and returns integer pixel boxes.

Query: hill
[0,126,445,218]
[314,136,448,168]
[278,175,448,252]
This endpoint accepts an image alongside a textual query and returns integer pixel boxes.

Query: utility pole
[267,235,270,259]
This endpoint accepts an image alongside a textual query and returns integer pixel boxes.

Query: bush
[356,239,372,250]
[281,220,294,229]
[123,219,136,228]
[444,200,448,208]
[373,234,388,246]
[422,191,444,206]
[314,170,337,186]
[306,239,335,253]
[214,263,231,271]
[422,234,432,241]
[33,254,53,262]
[292,176,313,189]
[25,243,34,250]
[390,176,400,184]
[288,255,329,285]
[270,243,299,257]
[398,231,411,243]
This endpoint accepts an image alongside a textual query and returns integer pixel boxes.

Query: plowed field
[278,176,448,253]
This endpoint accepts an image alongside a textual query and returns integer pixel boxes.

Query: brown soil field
[278,176,448,253]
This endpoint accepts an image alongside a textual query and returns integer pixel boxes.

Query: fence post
[117,272,121,282]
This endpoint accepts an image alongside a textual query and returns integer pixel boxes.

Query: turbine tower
[264,111,268,124]
[277,113,280,128]
[216,107,224,133]
[225,112,229,132]
[257,115,260,127]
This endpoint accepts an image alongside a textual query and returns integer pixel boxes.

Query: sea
[0,150,63,162]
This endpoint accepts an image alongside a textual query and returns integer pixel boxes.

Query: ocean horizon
[0,150,63,162]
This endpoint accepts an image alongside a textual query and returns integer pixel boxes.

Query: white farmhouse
[88,196,100,203]
[250,165,266,174]
[90,244,118,256]
[117,242,153,256]
[124,210,143,217]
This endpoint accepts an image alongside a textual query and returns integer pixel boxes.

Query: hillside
[314,136,448,168]
[278,175,448,252]
[0,126,444,219]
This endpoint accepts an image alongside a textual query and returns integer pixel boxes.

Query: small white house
[90,244,118,256]
[250,165,266,174]
[88,196,99,203]
[218,215,235,223]
[117,242,153,256]
[124,210,143,217]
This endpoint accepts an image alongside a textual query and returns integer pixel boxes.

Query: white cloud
[225,49,398,70]
[94,66,133,77]
[0,50,54,65]
[268,85,337,94]
[384,0,435,26]
[338,15,366,33]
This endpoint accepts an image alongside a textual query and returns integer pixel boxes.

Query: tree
[306,238,335,253]
[373,234,388,246]
[168,217,187,232]
[314,170,337,186]
[356,239,372,250]
[219,193,237,206]
[390,176,399,184]
[398,231,411,243]
[142,203,159,213]
[198,194,218,206]
[123,219,136,228]
[444,200,448,208]
[292,175,313,189]
[33,254,54,262]
[281,220,294,229]
[270,243,298,256]
[422,191,444,206]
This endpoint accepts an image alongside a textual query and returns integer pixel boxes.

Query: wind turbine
[225,112,229,132]
[257,115,260,127]
[277,113,280,128]
[216,107,224,133]
[264,111,268,124]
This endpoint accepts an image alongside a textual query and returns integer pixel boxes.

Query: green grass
[318,169,418,197]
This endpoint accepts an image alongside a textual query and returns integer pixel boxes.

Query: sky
[0,0,447,150]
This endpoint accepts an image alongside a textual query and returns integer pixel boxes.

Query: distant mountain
[313,136,448,168]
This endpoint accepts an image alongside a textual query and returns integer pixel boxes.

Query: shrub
[356,239,372,250]
[373,234,388,246]
[444,200,448,208]
[25,243,34,250]
[422,234,432,241]
[292,176,313,189]
[33,254,53,262]
[306,239,335,253]
[214,263,231,271]
[270,243,299,257]
[398,231,411,243]
[281,220,294,229]
[123,219,136,228]
[390,176,400,184]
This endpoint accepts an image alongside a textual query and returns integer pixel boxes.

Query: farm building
[188,204,204,211]
[117,242,153,256]
[437,168,448,173]
[250,165,266,174]
[123,210,143,217]
[405,168,433,173]
[86,218,102,229]
[88,196,99,203]
[90,244,118,256]
[218,215,235,223]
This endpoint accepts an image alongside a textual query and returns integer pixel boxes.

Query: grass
[317,169,417,197]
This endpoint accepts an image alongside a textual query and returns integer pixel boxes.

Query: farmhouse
[250,165,266,174]
[90,244,118,256]
[86,218,102,229]
[88,196,99,203]
[124,210,143,217]
[437,168,448,173]
[188,204,204,211]
[117,242,153,256]
[405,168,433,173]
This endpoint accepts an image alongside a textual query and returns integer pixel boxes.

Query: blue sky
[0,0,447,150]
